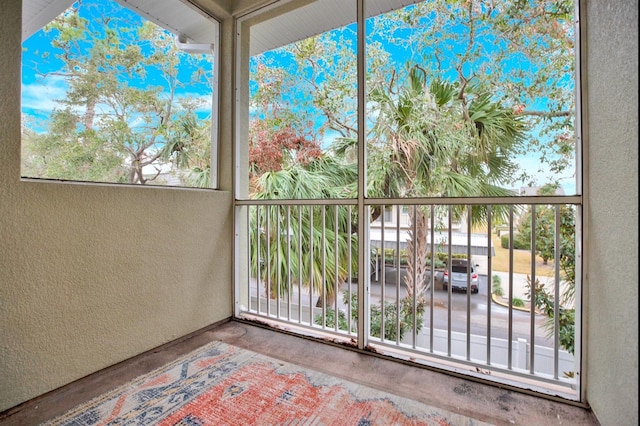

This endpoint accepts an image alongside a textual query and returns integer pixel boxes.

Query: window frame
[20,0,221,190]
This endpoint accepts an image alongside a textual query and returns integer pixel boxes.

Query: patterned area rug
[43,341,492,425]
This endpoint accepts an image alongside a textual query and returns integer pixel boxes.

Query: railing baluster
[286,205,291,321]
[395,205,401,345]
[309,205,314,326]
[508,205,514,369]
[334,205,339,332]
[298,205,303,324]
[530,205,537,374]
[321,205,326,328]
[554,205,561,380]
[276,205,281,318]
[256,205,261,314]
[466,205,472,361]
[265,205,271,317]
[429,204,435,352]
[486,205,493,365]
[380,204,386,342]
[348,205,353,335]
[247,206,252,312]
[412,204,418,349]
[447,205,453,357]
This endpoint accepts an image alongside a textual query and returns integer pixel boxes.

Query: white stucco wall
[582,0,638,424]
[0,0,236,412]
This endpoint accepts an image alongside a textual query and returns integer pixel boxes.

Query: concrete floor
[0,319,600,425]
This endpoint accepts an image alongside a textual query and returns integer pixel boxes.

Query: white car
[442,259,479,294]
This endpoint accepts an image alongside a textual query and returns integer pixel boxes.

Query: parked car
[442,259,479,293]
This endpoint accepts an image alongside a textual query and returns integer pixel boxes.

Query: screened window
[21,0,219,188]
[237,0,581,401]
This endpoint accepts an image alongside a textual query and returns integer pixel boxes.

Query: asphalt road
[362,267,555,347]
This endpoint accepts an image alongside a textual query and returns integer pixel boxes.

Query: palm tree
[367,65,525,299]
[249,156,357,308]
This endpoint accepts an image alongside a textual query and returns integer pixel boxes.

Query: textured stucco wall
[583,0,638,424]
[0,0,235,412]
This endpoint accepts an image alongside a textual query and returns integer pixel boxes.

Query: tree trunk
[404,206,430,300]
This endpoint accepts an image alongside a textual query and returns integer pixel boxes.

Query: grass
[491,233,555,276]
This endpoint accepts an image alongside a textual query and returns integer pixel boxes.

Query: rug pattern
[42,341,492,425]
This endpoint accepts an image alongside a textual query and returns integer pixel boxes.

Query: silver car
[442,259,479,294]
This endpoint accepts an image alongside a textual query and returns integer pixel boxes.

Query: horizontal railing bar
[240,312,355,341]
[365,196,581,206]
[236,199,358,206]
[368,340,577,390]
[236,195,581,206]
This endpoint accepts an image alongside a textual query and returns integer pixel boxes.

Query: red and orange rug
[43,341,491,425]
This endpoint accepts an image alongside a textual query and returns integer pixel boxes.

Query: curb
[491,293,540,314]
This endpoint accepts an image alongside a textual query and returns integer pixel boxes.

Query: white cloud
[21,75,69,113]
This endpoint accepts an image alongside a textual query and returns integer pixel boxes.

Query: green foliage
[526,278,575,354]
[512,297,525,308]
[501,235,509,249]
[500,234,530,250]
[524,204,576,354]
[316,292,425,342]
[249,203,357,302]
[381,248,450,269]
[513,235,531,250]
[492,274,504,296]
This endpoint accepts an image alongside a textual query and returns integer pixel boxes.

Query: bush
[492,274,503,296]
[381,249,454,270]
[316,291,425,341]
[513,234,531,250]
[500,234,530,250]
[512,297,525,307]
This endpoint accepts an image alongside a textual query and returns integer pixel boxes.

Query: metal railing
[234,196,582,400]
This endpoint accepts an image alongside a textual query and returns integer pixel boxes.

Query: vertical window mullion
[356,0,367,350]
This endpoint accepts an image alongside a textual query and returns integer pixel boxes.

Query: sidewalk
[491,270,556,301]
[492,271,529,300]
